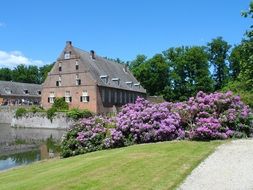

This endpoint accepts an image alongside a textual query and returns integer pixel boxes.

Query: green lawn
[0,141,222,190]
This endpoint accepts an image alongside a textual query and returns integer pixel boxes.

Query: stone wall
[0,109,14,124]
[0,109,72,129]
[11,112,73,129]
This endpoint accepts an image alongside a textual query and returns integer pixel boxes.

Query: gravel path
[178,139,253,190]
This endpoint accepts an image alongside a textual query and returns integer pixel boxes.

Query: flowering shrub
[172,91,253,140]
[61,91,253,158]
[112,98,184,146]
[61,116,114,158]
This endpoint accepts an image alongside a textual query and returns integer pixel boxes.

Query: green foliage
[66,108,93,121]
[222,81,253,107]
[29,106,44,113]
[39,63,54,83]
[46,107,57,122]
[131,54,168,96]
[163,46,213,101]
[52,97,69,111]
[207,37,231,90]
[0,68,12,81]
[15,107,27,118]
[0,63,54,84]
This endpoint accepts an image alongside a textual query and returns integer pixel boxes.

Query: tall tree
[207,37,231,90]
[163,46,213,101]
[39,63,54,83]
[229,45,243,80]
[0,68,12,81]
[238,1,253,90]
[132,54,168,96]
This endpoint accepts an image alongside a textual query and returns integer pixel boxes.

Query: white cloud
[0,50,48,68]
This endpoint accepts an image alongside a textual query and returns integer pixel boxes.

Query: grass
[0,140,223,190]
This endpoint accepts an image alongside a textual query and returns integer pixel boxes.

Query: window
[48,92,55,104]
[37,90,41,95]
[114,90,117,104]
[126,81,133,88]
[102,88,105,103]
[65,91,72,103]
[112,78,120,86]
[64,52,71,59]
[4,88,12,94]
[56,76,62,86]
[108,89,111,103]
[134,83,140,88]
[120,91,123,104]
[59,62,62,71]
[80,90,89,103]
[24,89,29,94]
[75,61,79,70]
[124,91,127,104]
[100,75,108,84]
[76,74,81,85]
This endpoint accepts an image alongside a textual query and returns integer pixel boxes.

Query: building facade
[0,81,41,106]
[42,41,146,113]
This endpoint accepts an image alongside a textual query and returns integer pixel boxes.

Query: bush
[15,107,27,118]
[52,97,69,111]
[61,92,253,158]
[46,107,57,122]
[61,116,113,158]
[29,106,44,113]
[114,97,184,146]
[66,108,93,121]
[171,91,253,140]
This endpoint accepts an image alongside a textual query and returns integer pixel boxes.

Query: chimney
[90,50,95,59]
[66,41,72,46]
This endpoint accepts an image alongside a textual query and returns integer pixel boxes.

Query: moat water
[0,123,65,171]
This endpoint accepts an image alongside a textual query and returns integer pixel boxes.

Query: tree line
[129,1,253,105]
[0,63,54,84]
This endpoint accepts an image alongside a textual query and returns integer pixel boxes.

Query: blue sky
[0,0,251,67]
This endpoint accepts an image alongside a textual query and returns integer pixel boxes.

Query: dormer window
[112,78,120,86]
[59,62,62,72]
[37,90,41,95]
[100,75,108,84]
[75,60,79,70]
[64,52,71,59]
[24,89,29,94]
[134,83,140,88]
[4,88,12,94]
[126,81,133,88]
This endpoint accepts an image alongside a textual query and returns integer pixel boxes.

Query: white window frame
[126,81,133,88]
[100,75,108,84]
[81,90,89,103]
[65,91,71,103]
[64,52,70,59]
[49,92,55,104]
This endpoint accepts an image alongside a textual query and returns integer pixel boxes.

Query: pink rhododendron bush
[61,91,253,158]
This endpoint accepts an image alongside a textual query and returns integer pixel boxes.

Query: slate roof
[72,47,146,93]
[0,81,42,97]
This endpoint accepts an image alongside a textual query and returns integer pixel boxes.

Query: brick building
[42,41,146,113]
[0,81,41,106]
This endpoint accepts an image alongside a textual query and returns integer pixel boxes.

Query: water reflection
[0,123,66,171]
[0,150,40,171]
[0,123,65,144]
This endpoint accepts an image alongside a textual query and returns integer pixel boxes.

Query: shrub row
[61,91,253,158]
